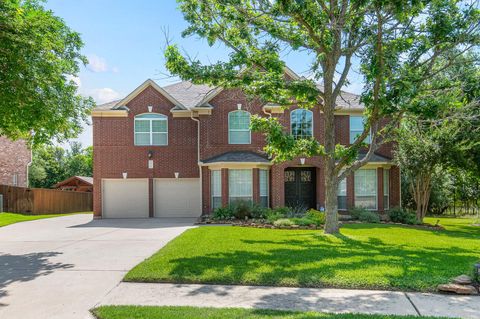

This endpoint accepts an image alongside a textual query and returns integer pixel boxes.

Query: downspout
[190,112,203,215]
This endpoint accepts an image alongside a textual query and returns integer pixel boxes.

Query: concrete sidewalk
[99,282,480,318]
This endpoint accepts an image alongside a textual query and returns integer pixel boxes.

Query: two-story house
[92,67,400,218]
[0,137,31,187]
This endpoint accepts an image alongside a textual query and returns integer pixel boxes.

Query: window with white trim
[211,170,222,210]
[228,110,251,144]
[229,169,252,203]
[259,169,269,207]
[291,109,313,139]
[337,176,347,210]
[134,113,168,146]
[354,169,377,210]
[383,169,390,210]
[350,116,371,144]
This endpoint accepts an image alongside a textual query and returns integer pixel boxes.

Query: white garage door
[102,179,149,218]
[154,178,201,217]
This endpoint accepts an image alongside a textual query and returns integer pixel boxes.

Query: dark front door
[284,167,316,210]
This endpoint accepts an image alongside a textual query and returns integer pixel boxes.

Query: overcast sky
[46,0,364,147]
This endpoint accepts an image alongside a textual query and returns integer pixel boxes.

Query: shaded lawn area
[0,212,92,227]
[92,306,452,319]
[124,217,480,292]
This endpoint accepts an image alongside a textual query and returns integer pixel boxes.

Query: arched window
[228,110,251,144]
[291,109,313,139]
[134,113,168,146]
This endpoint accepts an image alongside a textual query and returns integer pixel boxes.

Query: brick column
[221,168,229,207]
[148,178,154,217]
[347,172,355,209]
[202,167,211,214]
[377,168,384,212]
[316,167,324,209]
[252,168,260,204]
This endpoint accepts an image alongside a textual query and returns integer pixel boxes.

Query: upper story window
[350,116,371,144]
[291,109,313,139]
[228,110,251,144]
[134,113,168,146]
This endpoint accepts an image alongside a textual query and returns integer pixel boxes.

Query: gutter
[190,112,203,213]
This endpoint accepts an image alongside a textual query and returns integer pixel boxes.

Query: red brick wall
[93,85,400,217]
[0,137,31,187]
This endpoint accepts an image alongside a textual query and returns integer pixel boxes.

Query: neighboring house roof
[54,176,93,188]
[203,151,270,164]
[93,67,364,111]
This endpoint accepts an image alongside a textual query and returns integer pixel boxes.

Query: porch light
[300,158,306,165]
[237,103,242,110]
[148,105,153,112]
[122,172,128,179]
[174,172,179,179]
[148,150,154,159]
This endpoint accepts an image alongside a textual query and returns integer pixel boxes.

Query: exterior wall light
[122,172,128,179]
[237,103,242,110]
[148,150,154,159]
[174,172,179,179]
[148,106,153,112]
[300,158,306,165]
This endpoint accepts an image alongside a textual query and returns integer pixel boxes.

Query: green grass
[92,306,451,319]
[124,217,480,292]
[0,212,92,227]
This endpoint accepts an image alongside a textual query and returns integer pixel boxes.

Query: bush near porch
[124,217,480,292]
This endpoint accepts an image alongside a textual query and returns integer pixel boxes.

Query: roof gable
[114,79,185,110]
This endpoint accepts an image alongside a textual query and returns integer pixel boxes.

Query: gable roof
[113,79,184,110]
[203,151,270,163]
[94,67,364,111]
[54,176,93,188]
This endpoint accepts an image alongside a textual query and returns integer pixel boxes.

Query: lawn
[0,212,92,227]
[124,217,480,292]
[92,306,452,319]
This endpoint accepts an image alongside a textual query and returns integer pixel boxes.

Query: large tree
[0,0,94,145]
[165,0,480,233]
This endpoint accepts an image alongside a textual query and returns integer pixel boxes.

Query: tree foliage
[29,142,92,188]
[165,0,480,233]
[0,0,94,145]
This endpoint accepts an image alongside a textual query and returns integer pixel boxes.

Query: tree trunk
[324,172,339,234]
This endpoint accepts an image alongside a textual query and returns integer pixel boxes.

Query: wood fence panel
[0,185,92,214]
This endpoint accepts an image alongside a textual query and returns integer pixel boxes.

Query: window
[229,169,252,203]
[228,110,251,144]
[291,109,313,139]
[259,169,269,207]
[134,113,168,146]
[350,116,371,144]
[383,169,390,210]
[354,169,377,210]
[211,170,222,210]
[337,176,347,210]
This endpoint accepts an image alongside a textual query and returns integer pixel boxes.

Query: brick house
[92,67,400,218]
[0,136,31,187]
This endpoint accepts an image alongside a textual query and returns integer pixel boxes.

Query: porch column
[202,167,211,214]
[221,168,229,207]
[252,168,260,204]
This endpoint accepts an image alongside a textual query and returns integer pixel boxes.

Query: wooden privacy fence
[0,185,92,214]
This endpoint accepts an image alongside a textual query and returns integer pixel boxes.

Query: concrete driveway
[0,214,194,319]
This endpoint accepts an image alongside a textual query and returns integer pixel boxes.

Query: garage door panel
[154,178,201,217]
[103,179,149,218]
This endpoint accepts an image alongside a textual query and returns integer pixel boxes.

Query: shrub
[229,200,252,219]
[212,206,235,220]
[250,203,268,219]
[349,207,367,220]
[291,217,317,226]
[305,209,326,225]
[387,207,418,225]
[273,218,295,227]
[288,202,308,217]
[265,209,285,224]
[358,210,380,223]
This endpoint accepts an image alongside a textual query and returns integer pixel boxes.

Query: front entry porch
[284,167,317,210]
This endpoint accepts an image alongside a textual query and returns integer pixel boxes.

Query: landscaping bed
[92,306,453,319]
[124,217,480,292]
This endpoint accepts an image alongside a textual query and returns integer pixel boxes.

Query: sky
[45,0,364,147]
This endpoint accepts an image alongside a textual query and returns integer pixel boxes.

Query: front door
[284,167,316,210]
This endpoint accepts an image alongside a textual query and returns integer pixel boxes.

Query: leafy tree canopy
[29,142,92,188]
[0,0,94,145]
